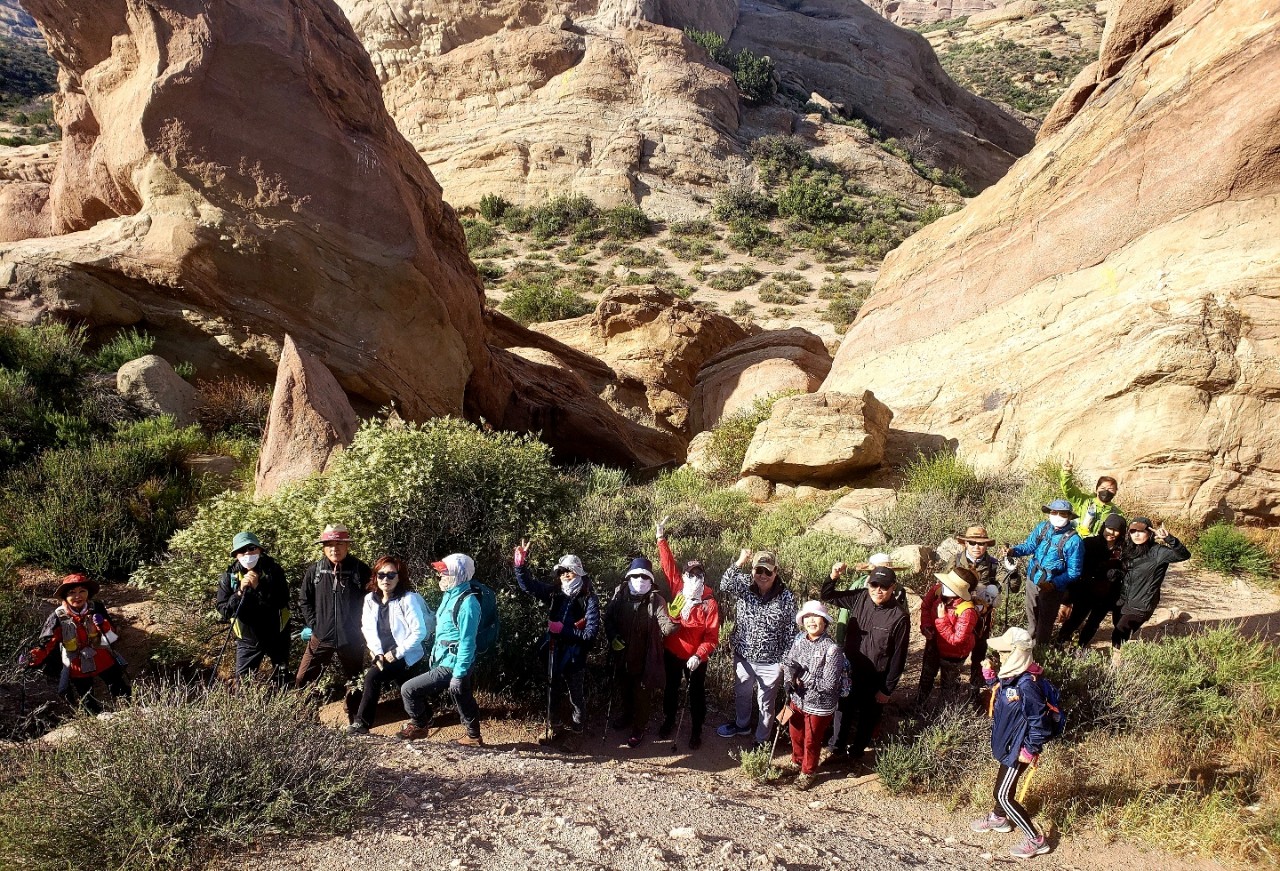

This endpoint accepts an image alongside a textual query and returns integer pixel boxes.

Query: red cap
[430,560,450,573]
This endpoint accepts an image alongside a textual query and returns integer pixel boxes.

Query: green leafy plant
[87,327,156,373]
[498,276,595,324]
[1193,523,1274,578]
[713,186,775,223]
[734,743,782,783]
[479,193,512,223]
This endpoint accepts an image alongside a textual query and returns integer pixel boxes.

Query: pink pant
[788,705,834,775]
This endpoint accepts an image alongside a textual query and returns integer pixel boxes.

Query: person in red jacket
[916,566,978,710]
[656,519,719,750]
[22,574,132,714]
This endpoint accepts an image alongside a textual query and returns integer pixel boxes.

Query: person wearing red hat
[22,575,131,714]
[295,524,372,711]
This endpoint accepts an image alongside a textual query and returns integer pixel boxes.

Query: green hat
[229,531,262,556]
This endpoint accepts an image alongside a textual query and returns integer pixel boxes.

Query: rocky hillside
[0,0,40,41]
[813,0,1280,523]
[334,0,1033,214]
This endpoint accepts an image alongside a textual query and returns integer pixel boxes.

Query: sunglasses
[868,580,895,590]
[376,571,399,580]
[753,567,774,576]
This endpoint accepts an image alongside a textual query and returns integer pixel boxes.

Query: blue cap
[1041,499,1078,519]
[230,531,262,555]
[625,556,654,580]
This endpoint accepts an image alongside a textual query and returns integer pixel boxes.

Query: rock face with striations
[822,0,1280,522]
[741,390,893,482]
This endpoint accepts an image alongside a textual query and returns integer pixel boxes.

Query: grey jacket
[782,633,843,716]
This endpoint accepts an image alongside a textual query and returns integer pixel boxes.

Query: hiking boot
[779,760,801,775]
[794,773,816,791]
[1009,835,1049,859]
[971,813,1014,834]
[626,733,644,748]
[657,718,676,740]
[717,722,752,738]
[688,730,702,750]
[457,734,485,747]
[397,722,431,741]
[563,719,585,734]
[347,722,370,736]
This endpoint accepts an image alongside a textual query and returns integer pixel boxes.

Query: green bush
[599,203,652,240]
[1193,523,1274,578]
[712,186,775,222]
[463,219,497,252]
[726,218,781,254]
[528,195,599,241]
[706,266,763,292]
[876,701,988,795]
[1,418,210,579]
[479,193,512,223]
[729,300,753,318]
[735,743,782,782]
[732,49,776,105]
[749,135,815,184]
[498,279,594,324]
[703,392,794,484]
[0,684,372,871]
[87,327,156,373]
[776,531,869,598]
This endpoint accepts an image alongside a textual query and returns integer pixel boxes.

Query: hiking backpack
[1028,523,1077,585]
[1032,673,1067,740]
[452,582,501,654]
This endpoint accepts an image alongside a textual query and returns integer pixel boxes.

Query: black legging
[993,760,1038,838]
[1057,597,1113,647]
[662,650,707,732]
[1111,609,1153,647]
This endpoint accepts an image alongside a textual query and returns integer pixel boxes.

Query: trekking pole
[544,640,556,743]
[670,667,691,754]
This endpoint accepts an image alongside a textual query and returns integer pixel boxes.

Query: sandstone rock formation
[534,284,748,438]
[823,0,1280,522]
[689,327,831,433]
[863,0,1002,26]
[0,143,59,243]
[255,336,359,498]
[812,487,897,546]
[741,390,893,482]
[116,354,197,425]
[336,0,1033,208]
[0,0,41,40]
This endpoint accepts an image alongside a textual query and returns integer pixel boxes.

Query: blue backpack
[452,582,500,654]
[1032,673,1067,739]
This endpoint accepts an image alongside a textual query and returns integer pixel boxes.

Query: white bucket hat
[795,600,833,628]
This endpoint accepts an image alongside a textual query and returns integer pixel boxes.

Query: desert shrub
[707,266,763,292]
[917,203,954,227]
[87,327,155,373]
[733,49,776,105]
[735,743,782,782]
[528,194,599,240]
[462,218,496,252]
[712,186,775,222]
[668,219,717,238]
[726,218,781,254]
[822,295,860,331]
[479,193,512,223]
[729,300,753,318]
[662,235,723,261]
[1,418,209,579]
[876,701,988,795]
[756,281,801,305]
[748,135,815,184]
[777,173,850,224]
[615,246,665,269]
[703,392,794,484]
[776,531,869,599]
[194,375,272,438]
[498,279,594,324]
[684,28,733,67]
[749,495,838,552]
[1193,522,1273,578]
[0,683,372,871]
[599,203,652,240]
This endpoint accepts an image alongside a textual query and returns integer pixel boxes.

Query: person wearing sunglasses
[1112,518,1189,651]
[214,531,291,686]
[821,561,908,764]
[349,556,434,734]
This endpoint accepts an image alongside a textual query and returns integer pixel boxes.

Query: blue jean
[400,666,480,737]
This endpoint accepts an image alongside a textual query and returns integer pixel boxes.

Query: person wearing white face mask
[1004,500,1084,644]
[214,531,292,686]
[604,552,677,748]
[655,519,719,751]
[513,540,601,740]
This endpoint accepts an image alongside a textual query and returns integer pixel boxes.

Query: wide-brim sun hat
[795,599,833,628]
[855,552,906,571]
[317,523,353,544]
[54,573,99,601]
[933,567,975,601]
[988,626,1034,652]
[956,525,996,546]
[1041,499,1079,520]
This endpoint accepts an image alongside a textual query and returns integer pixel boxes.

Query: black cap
[868,566,897,587]
[1102,514,1128,532]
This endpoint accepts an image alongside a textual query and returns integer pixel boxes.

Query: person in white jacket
[348,556,435,734]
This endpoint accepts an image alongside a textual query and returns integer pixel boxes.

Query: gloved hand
[547,620,564,634]
[655,515,669,541]
[1018,747,1039,764]
[17,652,33,669]
[667,593,685,619]
[449,676,462,694]
[300,627,313,642]
[611,637,625,652]
[686,655,701,671]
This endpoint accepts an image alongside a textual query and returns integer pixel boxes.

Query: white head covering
[988,627,1035,679]
[795,600,833,629]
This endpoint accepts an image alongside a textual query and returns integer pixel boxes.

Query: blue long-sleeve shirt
[1008,521,1084,592]
[430,582,481,678]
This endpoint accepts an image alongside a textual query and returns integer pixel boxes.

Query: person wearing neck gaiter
[22,574,131,714]
[655,520,719,751]
[1005,500,1083,644]
[971,627,1052,858]
[514,541,600,737]
[604,553,676,748]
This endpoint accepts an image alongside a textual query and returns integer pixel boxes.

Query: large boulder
[689,328,832,434]
[812,488,898,546]
[741,390,893,482]
[116,355,197,425]
[254,335,359,498]
[822,0,1280,523]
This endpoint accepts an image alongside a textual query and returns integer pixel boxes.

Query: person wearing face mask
[214,531,291,686]
[715,549,797,748]
[655,519,719,751]
[513,540,601,739]
[1060,459,1122,537]
[916,566,979,710]
[604,552,676,748]
[951,525,1002,689]
[399,553,485,745]
[821,562,909,764]
[349,556,434,735]
[1111,518,1190,651]
[295,524,372,695]
[22,574,132,714]
[1056,514,1127,649]
[1005,500,1083,644]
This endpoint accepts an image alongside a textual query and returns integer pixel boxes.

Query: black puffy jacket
[1118,536,1190,615]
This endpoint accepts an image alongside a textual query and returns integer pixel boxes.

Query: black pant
[58,663,131,715]
[352,658,412,728]
[1057,597,1112,647]
[993,760,1038,838]
[233,634,290,685]
[917,640,965,702]
[1111,609,1152,647]
[969,631,990,687]
[662,651,707,733]
[835,682,884,755]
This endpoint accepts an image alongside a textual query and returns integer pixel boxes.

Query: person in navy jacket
[971,627,1054,859]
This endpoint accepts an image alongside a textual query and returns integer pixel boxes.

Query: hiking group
[19,463,1191,860]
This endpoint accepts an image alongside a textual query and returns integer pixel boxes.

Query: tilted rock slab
[741,390,893,482]
[822,0,1280,522]
[254,335,359,498]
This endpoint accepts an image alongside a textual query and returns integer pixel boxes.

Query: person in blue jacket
[971,627,1052,859]
[1004,499,1083,644]
[398,553,484,746]
[513,539,601,738]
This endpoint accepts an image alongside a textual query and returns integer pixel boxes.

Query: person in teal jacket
[398,553,484,745]
[1059,459,1121,537]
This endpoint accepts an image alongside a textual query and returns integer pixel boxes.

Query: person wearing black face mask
[1060,459,1123,537]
